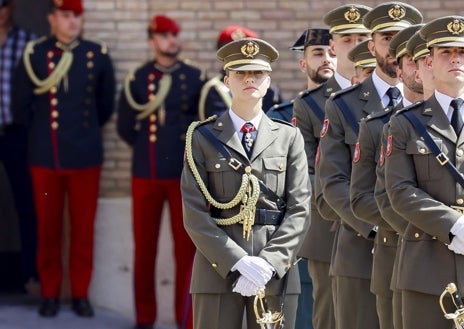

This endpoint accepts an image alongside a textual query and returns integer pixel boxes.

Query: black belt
[254,209,285,225]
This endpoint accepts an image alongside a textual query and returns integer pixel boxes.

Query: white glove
[451,216,464,238]
[449,235,464,255]
[232,255,275,287]
[232,275,259,297]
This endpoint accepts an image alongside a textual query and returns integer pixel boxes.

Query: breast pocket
[205,158,240,200]
[406,139,445,181]
[262,156,287,195]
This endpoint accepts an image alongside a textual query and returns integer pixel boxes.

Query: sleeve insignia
[320,118,329,137]
[379,145,385,167]
[386,135,393,156]
[353,142,361,163]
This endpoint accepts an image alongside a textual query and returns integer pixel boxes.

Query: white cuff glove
[232,275,259,297]
[449,235,464,255]
[451,215,464,238]
[232,255,275,287]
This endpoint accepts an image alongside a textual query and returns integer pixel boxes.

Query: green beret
[216,38,279,71]
[363,2,422,33]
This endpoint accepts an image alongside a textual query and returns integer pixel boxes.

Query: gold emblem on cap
[241,41,260,58]
[53,0,63,7]
[388,4,406,21]
[447,18,464,36]
[231,29,246,41]
[344,7,361,23]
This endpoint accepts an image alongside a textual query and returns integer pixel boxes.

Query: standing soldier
[198,25,282,120]
[385,16,464,329]
[347,40,376,84]
[295,5,372,329]
[11,0,115,317]
[350,23,424,329]
[117,14,205,329]
[0,0,37,292]
[318,3,422,329]
[181,37,310,329]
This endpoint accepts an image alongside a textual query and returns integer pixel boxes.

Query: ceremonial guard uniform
[350,23,423,329]
[117,15,205,329]
[198,25,281,120]
[182,38,310,329]
[319,3,422,329]
[11,0,115,317]
[385,16,464,329]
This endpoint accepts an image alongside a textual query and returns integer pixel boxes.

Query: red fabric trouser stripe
[30,165,101,298]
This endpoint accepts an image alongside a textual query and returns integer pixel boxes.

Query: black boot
[71,298,94,317]
[38,298,59,317]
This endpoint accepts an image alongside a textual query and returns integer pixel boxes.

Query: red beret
[148,15,180,35]
[217,25,259,49]
[52,0,84,15]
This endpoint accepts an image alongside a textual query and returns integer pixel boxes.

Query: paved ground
[0,294,176,329]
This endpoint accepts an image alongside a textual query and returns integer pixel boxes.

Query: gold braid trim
[23,40,73,95]
[123,70,172,120]
[185,119,260,240]
[198,75,232,121]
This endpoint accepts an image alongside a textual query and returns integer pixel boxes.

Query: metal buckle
[451,205,464,214]
[228,157,243,171]
[436,153,449,166]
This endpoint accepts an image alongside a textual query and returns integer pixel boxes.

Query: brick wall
[82,0,464,197]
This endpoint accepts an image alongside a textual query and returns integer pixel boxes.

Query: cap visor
[226,63,272,71]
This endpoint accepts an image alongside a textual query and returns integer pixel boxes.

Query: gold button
[51,121,59,130]
[47,51,54,58]
[180,74,186,80]
[149,134,157,143]
[148,74,155,81]
[457,199,464,205]
[82,122,89,128]
[148,84,155,91]
[51,98,58,106]
[356,233,361,237]
[383,237,387,243]
[48,62,55,69]
[181,84,188,90]
[83,110,90,116]
[149,125,157,132]
[85,99,92,105]
[286,263,292,270]
[86,86,93,93]
[211,263,218,268]
[215,164,221,169]
[88,73,94,80]
[87,61,94,69]
[149,94,155,101]
[419,148,426,154]
[50,86,57,94]
[86,51,94,58]
[150,114,157,122]
[51,110,59,118]
[458,149,464,157]
[414,233,420,238]
[218,122,223,127]
[279,164,284,170]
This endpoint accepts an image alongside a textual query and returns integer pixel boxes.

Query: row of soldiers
[264,2,464,329]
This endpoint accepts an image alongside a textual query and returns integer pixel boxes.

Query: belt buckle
[436,153,449,166]
[451,205,464,214]
[228,157,243,171]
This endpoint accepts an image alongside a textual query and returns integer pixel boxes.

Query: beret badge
[241,41,260,58]
[447,18,464,36]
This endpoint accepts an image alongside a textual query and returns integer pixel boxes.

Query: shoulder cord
[198,75,232,121]
[123,70,172,120]
[23,40,73,95]
[185,119,260,239]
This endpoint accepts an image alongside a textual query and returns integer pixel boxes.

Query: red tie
[241,122,256,156]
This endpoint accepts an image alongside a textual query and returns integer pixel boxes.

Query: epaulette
[364,106,394,122]
[195,115,218,128]
[86,38,109,54]
[270,99,294,111]
[394,100,424,116]
[330,83,361,100]
[182,59,207,80]
[270,117,295,127]
[297,84,324,99]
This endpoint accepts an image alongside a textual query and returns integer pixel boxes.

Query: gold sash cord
[23,40,73,95]
[198,75,232,121]
[123,71,172,120]
[185,118,260,240]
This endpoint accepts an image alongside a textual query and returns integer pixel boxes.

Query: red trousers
[30,165,101,298]
[132,177,195,328]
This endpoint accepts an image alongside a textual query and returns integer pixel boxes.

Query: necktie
[451,98,464,135]
[241,122,256,157]
[386,87,401,108]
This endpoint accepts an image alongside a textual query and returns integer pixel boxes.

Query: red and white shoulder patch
[386,135,393,157]
[320,119,329,138]
[353,142,361,163]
